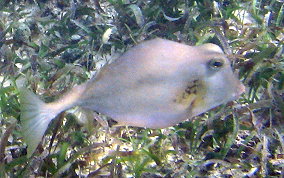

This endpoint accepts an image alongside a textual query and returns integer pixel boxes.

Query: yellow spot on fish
[174,79,206,108]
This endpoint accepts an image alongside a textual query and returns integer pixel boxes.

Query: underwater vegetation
[0,0,283,177]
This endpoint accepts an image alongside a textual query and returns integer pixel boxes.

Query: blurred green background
[0,0,283,177]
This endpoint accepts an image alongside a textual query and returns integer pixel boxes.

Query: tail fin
[20,89,59,157]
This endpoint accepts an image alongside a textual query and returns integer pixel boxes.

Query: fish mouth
[233,83,246,99]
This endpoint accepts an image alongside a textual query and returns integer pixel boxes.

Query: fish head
[186,43,245,116]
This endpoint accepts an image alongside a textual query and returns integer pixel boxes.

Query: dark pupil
[213,61,223,67]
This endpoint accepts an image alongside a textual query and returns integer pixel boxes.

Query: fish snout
[233,82,245,99]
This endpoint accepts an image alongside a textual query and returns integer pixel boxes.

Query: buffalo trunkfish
[20,38,245,157]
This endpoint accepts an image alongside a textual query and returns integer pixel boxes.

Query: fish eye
[208,58,224,70]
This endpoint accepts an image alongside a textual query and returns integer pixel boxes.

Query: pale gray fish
[20,38,245,157]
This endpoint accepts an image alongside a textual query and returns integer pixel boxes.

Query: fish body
[20,38,245,157]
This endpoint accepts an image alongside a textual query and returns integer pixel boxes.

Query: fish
[20,38,245,157]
